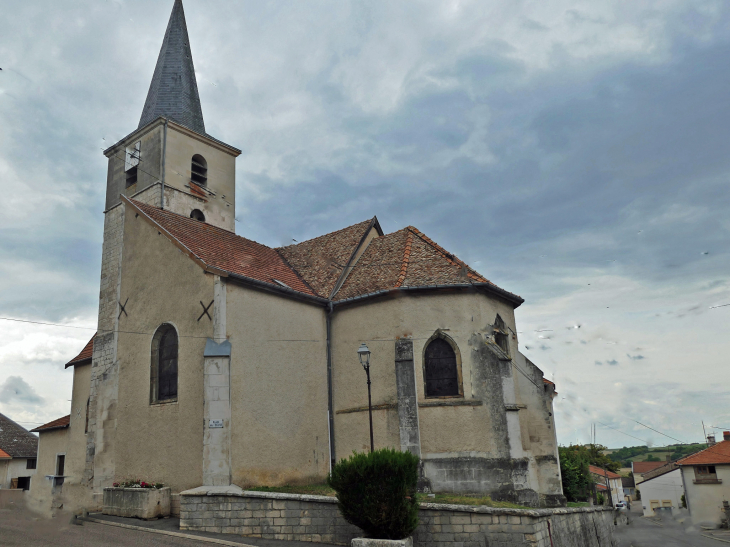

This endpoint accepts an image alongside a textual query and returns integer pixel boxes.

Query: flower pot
[352,537,413,547]
[103,487,171,519]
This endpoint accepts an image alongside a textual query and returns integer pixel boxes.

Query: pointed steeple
[138,0,205,133]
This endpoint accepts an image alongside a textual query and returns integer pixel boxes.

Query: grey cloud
[594,361,602,365]
[606,360,619,366]
[627,354,645,361]
[0,377,44,406]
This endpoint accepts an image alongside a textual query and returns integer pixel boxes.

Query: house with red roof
[632,459,667,485]
[635,461,683,517]
[589,465,625,506]
[50,0,566,517]
[678,431,730,526]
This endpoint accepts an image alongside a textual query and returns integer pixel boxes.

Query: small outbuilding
[0,413,38,491]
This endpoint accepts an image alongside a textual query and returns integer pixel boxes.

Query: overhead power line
[596,420,651,445]
[632,420,687,445]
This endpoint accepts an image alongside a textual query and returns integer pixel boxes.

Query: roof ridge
[276,218,375,250]
[406,226,488,283]
[394,230,413,288]
[677,440,730,465]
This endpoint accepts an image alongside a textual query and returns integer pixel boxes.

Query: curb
[85,517,259,547]
[702,533,730,544]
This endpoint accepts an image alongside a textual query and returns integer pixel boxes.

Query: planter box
[103,487,170,519]
[352,538,413,547]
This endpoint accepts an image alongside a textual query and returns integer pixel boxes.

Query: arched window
[151,324,178,403]
[190,209,205,222]
[191,154,208,186]
[494,314,509,355]
[424,337,461,398]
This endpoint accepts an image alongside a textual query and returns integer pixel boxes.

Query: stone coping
[103,487,170,491]
[180,487,614,516]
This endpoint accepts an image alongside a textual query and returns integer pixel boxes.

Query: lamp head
[357,343,371,368]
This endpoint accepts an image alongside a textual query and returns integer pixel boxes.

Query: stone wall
[180,490,618,547]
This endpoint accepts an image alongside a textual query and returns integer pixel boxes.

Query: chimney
[708,435,716,446]
[724,431,730,442]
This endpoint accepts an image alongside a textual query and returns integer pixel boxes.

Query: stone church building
[40,0,565,513]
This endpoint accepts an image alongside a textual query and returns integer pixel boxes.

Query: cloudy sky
[1,0,729,448]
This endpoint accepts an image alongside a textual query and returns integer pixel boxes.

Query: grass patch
[416,493,531,509]
[567,501,590,508]
[246,484,336,497]
[245,485,530,509]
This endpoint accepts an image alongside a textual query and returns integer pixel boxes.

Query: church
[30,0,565,514]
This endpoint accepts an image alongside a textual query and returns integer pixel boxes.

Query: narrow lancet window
[151,324,178,403]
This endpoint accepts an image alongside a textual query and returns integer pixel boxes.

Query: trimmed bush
[327,448,419,540]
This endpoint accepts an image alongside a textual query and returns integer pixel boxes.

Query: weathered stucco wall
[330,290,562,506]
[112,204,214,493]
[682,465,730,525]
[162,125,237,231]
[104,124,163,211]
[27,428,67,513]
[639,469,683,516]
[226,284,330,487]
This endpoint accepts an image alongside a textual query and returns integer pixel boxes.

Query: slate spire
[138,0,205,133]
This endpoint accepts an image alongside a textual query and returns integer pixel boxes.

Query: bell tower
[102,0,241,231]
[86,0,240,493]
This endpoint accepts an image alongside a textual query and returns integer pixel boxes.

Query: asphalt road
[614,506,722,547]
[1,508,219,547]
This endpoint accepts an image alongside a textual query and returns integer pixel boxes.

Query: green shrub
[327,448,420,540]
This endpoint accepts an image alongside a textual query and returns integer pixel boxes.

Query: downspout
[160,118,168,209]
[326,301,336,470]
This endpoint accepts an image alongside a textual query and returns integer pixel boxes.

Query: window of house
[150,324,178,403]
[494,314,510,355]
[424,337,461,398]
[694,465,718,482]
[26,458,36,470]
[125,141,141,188]
[191,154,207,186]
[190,209,205,222]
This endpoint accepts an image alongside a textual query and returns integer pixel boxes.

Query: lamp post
[357,343,374,453]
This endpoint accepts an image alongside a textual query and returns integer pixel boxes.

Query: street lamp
[357,343,374,453]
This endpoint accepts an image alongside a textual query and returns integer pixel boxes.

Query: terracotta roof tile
[0,448,10,459]
[277,219,377,298]
[64,335,95,368]
[335,227,520,302]
[677,440,730,466]
[589,465,622,480]
[31,416,70,433]
[632,461,667,474]
[0,413,38,458]
[131,200,316,296]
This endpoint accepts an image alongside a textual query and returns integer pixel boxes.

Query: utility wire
[632,420,687,445]
[596,420,652,445]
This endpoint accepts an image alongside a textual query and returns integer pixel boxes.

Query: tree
[558,445,593,502]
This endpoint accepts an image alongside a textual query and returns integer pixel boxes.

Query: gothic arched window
[424,337,462,398]
[191,154,208,186]
[151,324,178,403]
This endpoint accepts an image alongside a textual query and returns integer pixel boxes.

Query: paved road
[614,506,722,547]
[1,508,209,547]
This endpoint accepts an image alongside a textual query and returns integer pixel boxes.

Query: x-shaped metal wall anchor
[198,300,214,322]
[118,298,129,319]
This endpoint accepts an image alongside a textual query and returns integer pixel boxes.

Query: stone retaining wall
[180,490,618,547]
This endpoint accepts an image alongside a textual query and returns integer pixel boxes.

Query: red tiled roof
[0,448,11,459]
[64,335,95,368]
[543,379,555,386]
[595,483,608,491]
[589,465,622,480]
[130,200,316,297]
[277,218,379,298]
[335,226,520,302]
[31,415,70,433]
[632,461,666,474]
[677,440,730,466]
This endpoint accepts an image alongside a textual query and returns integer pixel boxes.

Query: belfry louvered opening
[191,154,208,186]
